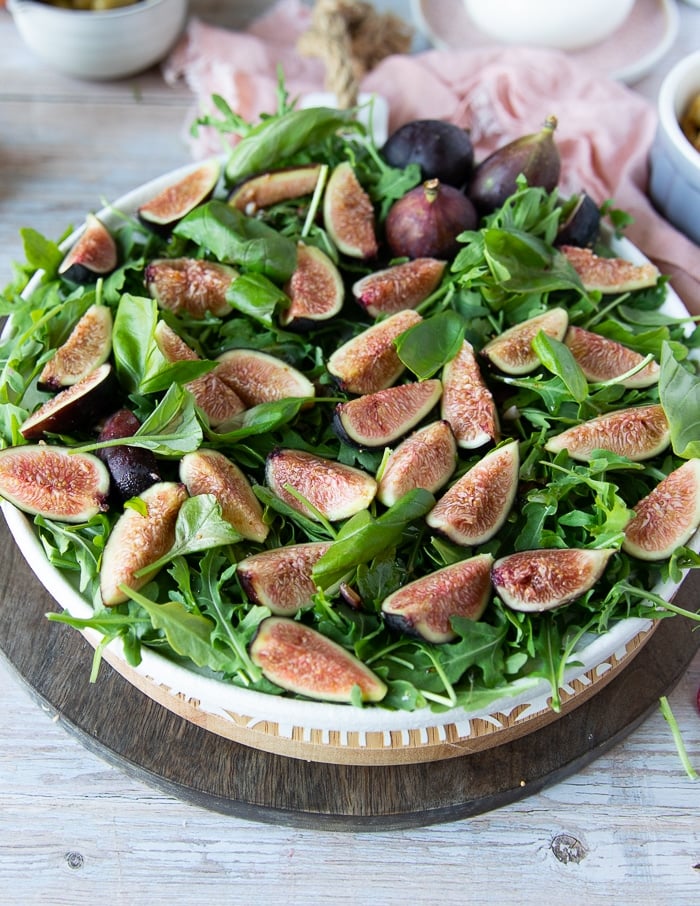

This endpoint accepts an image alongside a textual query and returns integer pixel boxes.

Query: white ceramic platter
[1,161,694,765]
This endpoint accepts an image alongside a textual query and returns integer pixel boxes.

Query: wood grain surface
[2,2,700,903]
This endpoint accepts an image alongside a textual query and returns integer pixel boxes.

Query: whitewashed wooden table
[1,2,699,903]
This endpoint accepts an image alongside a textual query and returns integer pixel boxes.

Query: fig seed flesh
[215,348,315,407]
[560,245,659,293]
[265,448,377,522]
[334,379,443,449]
[237,542,333,614]
[426,440,519,545]
[545,404,670,462]
[323,162,378,259]
[38,304,113,390]
[481,308,569,376]
[249,616,387,703]
[622,459,700,561]
[492,548,614,612]
[564,325,660,388]
[180,448,268,543]
[352,257,446,318]
[228,164,322,212]
[58,214,118,283]
[100,481,188,606]
[21,363,117,441]
[441,341,499,449]
[326,309,422,395]
[280,242,344,329]
[381,553,494,644]
[377,419,457,507]
[0,444,110,523]
[138,158,221,231]
[145,258,237,319]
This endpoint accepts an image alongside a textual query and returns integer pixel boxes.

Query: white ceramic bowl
[7,0,189,80]
[462,0,636,51]
[649,49,700,245]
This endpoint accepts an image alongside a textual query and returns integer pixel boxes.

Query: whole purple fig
[385,179,478,260]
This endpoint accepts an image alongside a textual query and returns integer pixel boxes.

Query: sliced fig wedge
[237,541,333,615]
[426,440,519,546]
[58,214,118,283]
[326,309,422,395]
[154,321,246,427]
[334,379,443,449]
[441,340,499,449]
[38,304,113,390]
[492,548,614,612]
[381,553,494,643]
[97,408,161,503]
[377,419,457,507]
[560,245,659,293]
[249,616,387,703]
[215,348,315,407]
[137,158,221,232]
[545,404,670,462]
[555,191,600,248]
[622,459,700,561]
[21,363,116,441]
[280,242,344,330]
[100,481,188,606]
[323,161,378,259]
[564,325,660,388]
[180,448,268,544]
[0,444,110,523]
[145,258,237,319]
[481,308,569,376]
[352,258,446,318]
[228,164,323,212]
[265,448,377,522]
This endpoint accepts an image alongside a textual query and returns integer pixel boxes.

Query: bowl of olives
[7,0,189,80]
[649,49,700,244]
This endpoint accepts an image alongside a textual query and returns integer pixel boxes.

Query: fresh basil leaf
[226,272,290,327]
[112,293,160,393]
[174,201,297,283]
[312,489,435,589]
[20,227,63,276]
[224,107,353,183]
[484,228,583,293]
[659,342,700,458]
[532,331,588,403]
[395,310,465,380]
[209,397,312,441]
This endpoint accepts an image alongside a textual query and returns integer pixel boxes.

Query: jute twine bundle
[298,0,413,108]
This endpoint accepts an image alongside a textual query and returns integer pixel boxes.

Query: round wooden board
[1,519,698,831]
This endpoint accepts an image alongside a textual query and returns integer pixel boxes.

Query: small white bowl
[462,0,636,51]
[7,0,189,81]
[649,49,700,245]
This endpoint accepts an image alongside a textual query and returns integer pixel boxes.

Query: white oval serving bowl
[461,0,636,51]
[7,0,189,80]
[649,49,700,245]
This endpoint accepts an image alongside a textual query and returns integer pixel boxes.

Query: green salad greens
[2,85,700,714]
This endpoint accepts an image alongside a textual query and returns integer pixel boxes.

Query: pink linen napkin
[163,1,700,314]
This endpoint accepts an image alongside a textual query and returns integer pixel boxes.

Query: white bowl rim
[658,48,700,171]
[7,0,179,18]
[0,158,694,739]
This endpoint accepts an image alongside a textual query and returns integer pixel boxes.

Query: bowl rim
[658,48,700,170]
[7,0,183,18]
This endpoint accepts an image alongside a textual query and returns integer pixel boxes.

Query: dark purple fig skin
[468,115,561,214]
[20,363,117,441]
[97,408,161,503]
[385,179,477,260]
[555,191,601,248]
[382,119,475,188]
